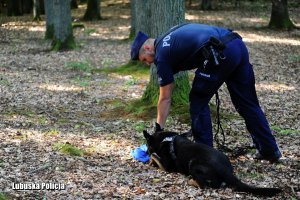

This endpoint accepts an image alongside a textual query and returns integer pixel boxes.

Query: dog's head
[143,130,178,155]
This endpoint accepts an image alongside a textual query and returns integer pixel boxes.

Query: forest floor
[0,1,299,199]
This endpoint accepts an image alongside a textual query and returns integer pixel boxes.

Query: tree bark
[133,0,151,36]
[142,0,190,106]
[44,0,55,39]
[269,0,295,30]
[129,0,136,38]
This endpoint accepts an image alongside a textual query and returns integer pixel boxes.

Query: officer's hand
[154,122,164,133]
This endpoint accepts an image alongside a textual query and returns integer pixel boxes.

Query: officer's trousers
[189,39,281,157]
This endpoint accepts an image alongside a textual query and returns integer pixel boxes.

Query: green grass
[0,76,10,86]
[99,99,156,121]
[83,28,97,35]
[0,193,8,200]
[134,121,146,132]
[288,55,300,64]
[271,126,299,135]
[66,61,93,73]
[53,143,84,156]
[238,170,265,180]
[45,129,60,136]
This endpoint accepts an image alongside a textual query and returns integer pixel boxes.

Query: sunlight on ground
[241,17,266,23]
[1,126,135,160]
[256,83,296,92]
[242,33,300,45]
[38,84,83,92]
[118,25,130,30]
[186,13,224,22]
[186,14,265,24]
[119,15,130,19]
[28,26,45,32]
[1,21,45,32]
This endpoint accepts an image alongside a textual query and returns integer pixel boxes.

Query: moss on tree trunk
[141,66,160,105]
[142,66,190,106]
[172,72,190,105]
[45,24,54,40]
[52,30,76,51]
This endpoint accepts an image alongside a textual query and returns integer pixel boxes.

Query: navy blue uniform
[154,23,281,158]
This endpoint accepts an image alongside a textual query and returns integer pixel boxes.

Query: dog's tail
[224,172,281,197]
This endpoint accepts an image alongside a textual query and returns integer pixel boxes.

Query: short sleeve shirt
[154,23,230,86]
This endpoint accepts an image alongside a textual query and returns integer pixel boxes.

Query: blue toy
[131,144,150,163]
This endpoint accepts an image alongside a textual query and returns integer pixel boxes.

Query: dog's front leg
[150,153,166,171]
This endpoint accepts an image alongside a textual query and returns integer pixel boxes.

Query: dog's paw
[188,179,200,188]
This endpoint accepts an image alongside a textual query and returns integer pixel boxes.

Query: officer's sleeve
[156,62,174,87]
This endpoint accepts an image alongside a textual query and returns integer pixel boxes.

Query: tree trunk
[269,0,295,30]
[22,0,33,14]
[44,0,55,39]
[133,0,151,36]
[142,0,190,106]
[71,0,78,9]
[129,0,136,38]
[33,0,41,21]
[83,0,101,21]
[7,0,22,16]
[201,0,212,10]
[44,0,76,50]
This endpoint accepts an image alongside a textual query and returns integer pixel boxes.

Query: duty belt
[202,31,242,67]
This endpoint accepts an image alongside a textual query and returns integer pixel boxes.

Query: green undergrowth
[100,99,157,121]
[97,61,150,80]
[66,60,150,80]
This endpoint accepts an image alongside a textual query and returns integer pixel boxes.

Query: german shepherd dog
[143,130,281,197]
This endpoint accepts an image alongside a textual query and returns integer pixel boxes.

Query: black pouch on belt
[201,37,226,68]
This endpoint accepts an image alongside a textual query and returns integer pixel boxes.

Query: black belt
[220,32,242,44]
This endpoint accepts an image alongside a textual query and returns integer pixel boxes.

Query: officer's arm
[157,82,174,129]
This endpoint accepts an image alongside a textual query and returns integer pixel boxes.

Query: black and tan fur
[143,130,281,197]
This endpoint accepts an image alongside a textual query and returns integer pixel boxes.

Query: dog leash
[214,91,227,150]
[214,92,255,157]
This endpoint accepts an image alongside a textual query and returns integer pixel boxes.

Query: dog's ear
[143,130,152,140]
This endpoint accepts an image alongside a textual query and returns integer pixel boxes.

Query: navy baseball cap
[131,31,149,60]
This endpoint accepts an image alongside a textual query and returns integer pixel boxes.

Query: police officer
[130,23,282,162]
